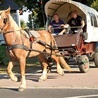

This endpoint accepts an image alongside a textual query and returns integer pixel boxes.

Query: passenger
[67,10,85,34]
[48,14,65,35]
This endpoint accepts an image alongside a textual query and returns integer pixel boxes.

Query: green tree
[91,0,98,11]
[74,0,95,6]
[87,0,96,6]
[15,0,49,27]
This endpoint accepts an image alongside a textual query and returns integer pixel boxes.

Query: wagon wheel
[78,55,89,73]
[94,53,98,67]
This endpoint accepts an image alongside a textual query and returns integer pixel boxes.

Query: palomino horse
[0,8,72,91]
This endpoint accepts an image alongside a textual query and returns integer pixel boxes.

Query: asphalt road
[0,88,98,98]
[0,62,98,98]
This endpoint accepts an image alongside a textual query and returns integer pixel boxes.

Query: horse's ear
[5,7,11,15]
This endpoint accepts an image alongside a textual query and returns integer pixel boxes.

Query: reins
[7,44,63,57]
[5,29,62,57]
[3,29,22,34]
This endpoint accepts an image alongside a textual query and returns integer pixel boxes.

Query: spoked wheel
[94,53,98,68]
[78,55,89,73]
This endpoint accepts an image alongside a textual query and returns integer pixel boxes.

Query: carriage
[45,0,98,73]
[1,1,98,91]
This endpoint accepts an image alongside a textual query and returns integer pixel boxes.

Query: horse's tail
[51,34,72,72]
[55,51,72,72]
[59,56,72,72]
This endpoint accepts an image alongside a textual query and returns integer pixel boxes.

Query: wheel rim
[78,55,89,73]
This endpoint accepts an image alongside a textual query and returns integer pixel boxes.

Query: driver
[67,10,85,34]
[56,10,85,35]
[48,14,65,35]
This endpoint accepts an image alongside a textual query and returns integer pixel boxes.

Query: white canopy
[45,0,98,22]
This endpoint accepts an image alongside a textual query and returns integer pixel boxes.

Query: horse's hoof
[38,78,46,82]
[18,87,25,92]
[58,71,64,76]
[38,79,44,82]
[60,72,64,76]
[11,76,18,82]
[38,77,47,82]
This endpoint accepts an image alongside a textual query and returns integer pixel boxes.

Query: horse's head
[0,7,10,33]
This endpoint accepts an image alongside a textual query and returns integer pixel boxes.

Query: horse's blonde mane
[7,13,30,38]
[8,14,19,30]
[7,13,24,37]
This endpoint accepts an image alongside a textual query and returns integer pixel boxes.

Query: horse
[0,8,72,91]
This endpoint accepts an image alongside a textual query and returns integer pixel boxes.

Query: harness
[6,36,60,58]
[0,16,61,58]
[3,29,60,57]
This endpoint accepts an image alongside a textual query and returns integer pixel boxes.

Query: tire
[78,55,89,73]
[94,53,98,67]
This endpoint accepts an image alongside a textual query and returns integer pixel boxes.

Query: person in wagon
[67,10,85,34]
[60,10,85,34]
[48,14,65,35]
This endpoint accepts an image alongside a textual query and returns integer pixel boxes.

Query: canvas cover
[45,0,98,42]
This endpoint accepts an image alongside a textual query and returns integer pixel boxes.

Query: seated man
[67,10,85,34]
[48,14,65,35]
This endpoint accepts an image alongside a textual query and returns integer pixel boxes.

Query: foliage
[20,19,26,29]
[15,0,48,27]
[73,0,95,6]
[87,0,96,6]
[91,0,98,11]
[0,45,9,65]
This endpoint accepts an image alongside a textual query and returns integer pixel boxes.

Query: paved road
[0,88,98,98]
[0,62,98,89]
[0,62,98,97]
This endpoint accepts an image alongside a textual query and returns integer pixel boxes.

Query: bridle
[0,17,8,32]
[0,14,27,50]
[0,15,22,34]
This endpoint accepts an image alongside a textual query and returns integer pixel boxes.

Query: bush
[0,45,9,65]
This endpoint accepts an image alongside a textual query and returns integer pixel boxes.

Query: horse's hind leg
[51,55,64,76]
[38,54,48,82]
[7,60,18,82]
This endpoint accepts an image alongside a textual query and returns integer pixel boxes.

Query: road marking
[66,94,98,98]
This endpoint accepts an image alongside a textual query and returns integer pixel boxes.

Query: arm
[58,24,69,35]
[58,29,66,35]
[81,20,85,28]
[78,16,85,29]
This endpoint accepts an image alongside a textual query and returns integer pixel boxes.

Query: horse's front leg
[38,54,48,82]
[7,61,18,82]
[18,57,26,92]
